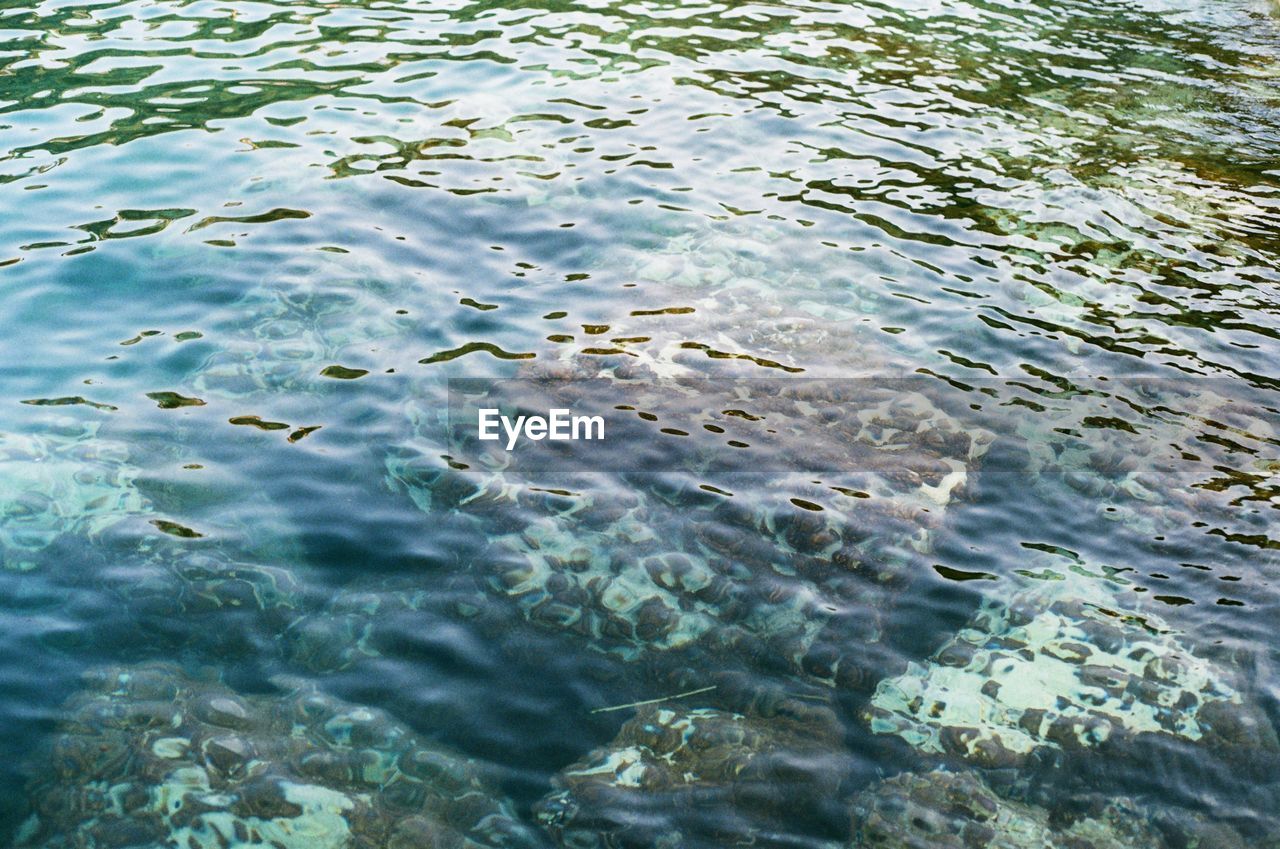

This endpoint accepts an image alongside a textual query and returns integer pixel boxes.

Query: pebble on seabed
[17,663,539,849]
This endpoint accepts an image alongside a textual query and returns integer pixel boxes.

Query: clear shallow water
[1,0,1279,845]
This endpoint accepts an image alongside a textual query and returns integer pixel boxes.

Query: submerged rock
[122,546,312,657]
[19,663,539,849]
[865,569,1276,769]
[386,361,993,698]
[849,768,1171,848]
[1012,378,1278,543]
[284,581,443,673]
[193,282,409,399]
[0,424,149,572]
[535,702,846,848]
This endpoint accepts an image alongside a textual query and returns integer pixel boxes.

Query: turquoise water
[1,0,1279,845]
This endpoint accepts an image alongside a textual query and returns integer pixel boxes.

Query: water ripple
[2,0,1280,843]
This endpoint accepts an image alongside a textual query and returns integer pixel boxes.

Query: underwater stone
[535,703,846,848]
[865,569,1277,768]
[283,582,443,673]
[1013,381,1278,546]
[849,768,1172,848]
[0,426,148,571]
[191,281,410,400]
[121,546,309,658]
[385,359,993,703]
[19,662,540,849]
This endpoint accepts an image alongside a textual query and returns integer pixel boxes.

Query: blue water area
[1,0,1279,845]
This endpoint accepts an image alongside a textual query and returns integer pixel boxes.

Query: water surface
[1,0,1279,844]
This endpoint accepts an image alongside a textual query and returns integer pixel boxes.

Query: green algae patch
[229,416,290,431]
[147,391,206,409]
[418,342,535,365]
[150,519,204,538]
[319,365,369,380]
[21,396,117,411]
[288,426,322,443]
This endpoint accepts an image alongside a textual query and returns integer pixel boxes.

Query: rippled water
[2,0,1279,845]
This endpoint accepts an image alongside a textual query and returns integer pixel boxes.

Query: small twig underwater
[590,685,717,714]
